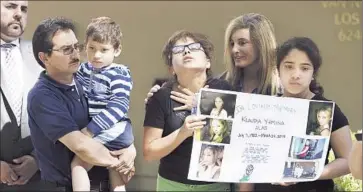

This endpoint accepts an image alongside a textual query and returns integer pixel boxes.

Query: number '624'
[338,29,361,42]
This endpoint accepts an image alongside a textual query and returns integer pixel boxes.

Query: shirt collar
[0,38,20,47]
[86,62,115,72]
[40,70,78,91]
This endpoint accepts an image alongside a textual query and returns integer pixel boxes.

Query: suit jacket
[0,39,43,161]
[0,39,71,190]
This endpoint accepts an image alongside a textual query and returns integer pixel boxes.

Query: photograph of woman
[210,96,228,118]
[313,106,333,136]
[198,89,237,119]
[201,118,231,144]
[197,145,224,180]
[306,102,334,137]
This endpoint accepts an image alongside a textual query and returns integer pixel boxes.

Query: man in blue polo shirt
[27,17,136,191]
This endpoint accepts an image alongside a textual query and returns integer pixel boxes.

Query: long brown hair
[223,13,280,95]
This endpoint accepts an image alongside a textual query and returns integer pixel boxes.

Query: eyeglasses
[51,43,83,55]
[171,42,203,54]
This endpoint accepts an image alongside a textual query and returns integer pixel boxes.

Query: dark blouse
[144,78,232,185]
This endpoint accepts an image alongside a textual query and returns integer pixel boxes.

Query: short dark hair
[162,30,214,77]
[32,17,76,68]
[85,16,122,49]
[276,37,324,95]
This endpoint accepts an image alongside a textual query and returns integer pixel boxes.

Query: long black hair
[276,37,324,95]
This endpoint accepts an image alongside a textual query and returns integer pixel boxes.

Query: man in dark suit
[0,1,46,191]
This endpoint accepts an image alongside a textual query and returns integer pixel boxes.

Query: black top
[218,71,274,95]
[255,94,349,192]
[143,78,232,185]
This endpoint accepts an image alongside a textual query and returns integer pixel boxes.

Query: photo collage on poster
[192,88,237,181]
[282,101,335,181]
[189,88,335,183]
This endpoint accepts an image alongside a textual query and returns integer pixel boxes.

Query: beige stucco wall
[24,1,361,190]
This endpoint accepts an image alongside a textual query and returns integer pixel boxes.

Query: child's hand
[109,144,136,174]
[81,128,94,137]
[119,166,135,184]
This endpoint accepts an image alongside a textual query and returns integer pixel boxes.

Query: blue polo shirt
[27,71,90,186]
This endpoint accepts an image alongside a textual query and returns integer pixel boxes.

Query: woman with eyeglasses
[145,13,280,106]
[143,30,233,191]
[144,13,280,191]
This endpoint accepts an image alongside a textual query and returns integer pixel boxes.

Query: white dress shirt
[1,38,24,128]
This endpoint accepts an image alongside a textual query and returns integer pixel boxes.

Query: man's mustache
[70,58,80,64]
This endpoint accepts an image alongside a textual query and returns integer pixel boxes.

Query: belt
[42,180,109,192]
